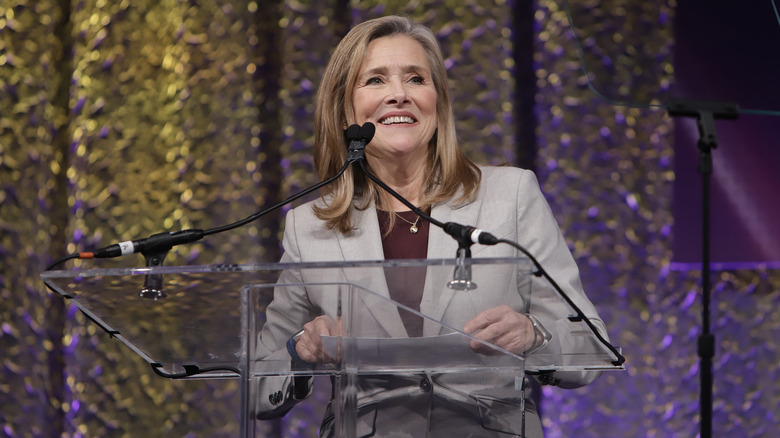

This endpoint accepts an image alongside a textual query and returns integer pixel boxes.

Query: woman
[255,15,610,437]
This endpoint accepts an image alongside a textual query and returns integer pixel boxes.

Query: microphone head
[345,124,362,142]
[344,123,375,144]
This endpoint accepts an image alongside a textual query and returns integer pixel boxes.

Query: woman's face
[352,35,438,163]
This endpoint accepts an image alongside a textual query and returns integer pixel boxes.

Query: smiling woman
[311,16,481,234]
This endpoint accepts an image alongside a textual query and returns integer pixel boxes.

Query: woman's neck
[368,156,427,211]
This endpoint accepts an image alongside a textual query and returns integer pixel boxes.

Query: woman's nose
[386,79,409,104]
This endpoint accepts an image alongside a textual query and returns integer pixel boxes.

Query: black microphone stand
[46,131,367,274]
[665,99,738,438]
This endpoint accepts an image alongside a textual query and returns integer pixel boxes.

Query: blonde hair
[313,15,480,233]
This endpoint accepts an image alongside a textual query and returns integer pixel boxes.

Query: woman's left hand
[463,305,535,355]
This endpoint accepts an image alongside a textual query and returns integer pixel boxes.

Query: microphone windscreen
[345,124,362,142]
[360,122,375,143]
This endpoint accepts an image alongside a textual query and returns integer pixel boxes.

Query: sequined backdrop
[2,0,779,437]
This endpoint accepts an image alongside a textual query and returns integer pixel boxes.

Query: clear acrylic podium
[42,257,622,437]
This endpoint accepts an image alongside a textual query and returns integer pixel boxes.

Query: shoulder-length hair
[313,15,481,234]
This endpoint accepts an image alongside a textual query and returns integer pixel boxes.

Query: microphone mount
[138,231,185,299]
[441,222,501,290]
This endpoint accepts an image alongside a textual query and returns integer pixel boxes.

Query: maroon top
[376,209,429,337]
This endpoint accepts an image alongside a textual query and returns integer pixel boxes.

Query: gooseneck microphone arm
[203,124,375,240]
[200,160,348,238]
[348,124,624,366]
[353,159,479,290]
[355,160,444,227]
[44,127,373,272]
[353,160,488,246]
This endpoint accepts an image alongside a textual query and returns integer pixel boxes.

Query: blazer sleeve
[254,206,319,419]
[513,170,609,388]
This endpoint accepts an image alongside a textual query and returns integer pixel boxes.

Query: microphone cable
[496,237,625,366]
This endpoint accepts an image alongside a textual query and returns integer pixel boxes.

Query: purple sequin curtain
[2,1,779,437]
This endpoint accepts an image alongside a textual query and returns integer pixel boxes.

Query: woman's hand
[294,315,338,364]
[463,305,535,355]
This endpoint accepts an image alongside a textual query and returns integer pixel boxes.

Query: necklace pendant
[409,225,419,234]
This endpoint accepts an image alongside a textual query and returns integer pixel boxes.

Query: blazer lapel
[421,195,484,336]
[336,203,408,338]
[335,204,385,261]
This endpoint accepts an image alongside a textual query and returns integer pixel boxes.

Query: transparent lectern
[42,257,622,437]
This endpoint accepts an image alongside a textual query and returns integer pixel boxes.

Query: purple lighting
[625,193,638,210]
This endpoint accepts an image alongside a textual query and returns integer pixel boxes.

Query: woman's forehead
[359,35,431,74]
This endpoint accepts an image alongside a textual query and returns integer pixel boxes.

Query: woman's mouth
[379,115,416,125]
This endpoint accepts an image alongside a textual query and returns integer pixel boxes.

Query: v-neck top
[376,209,429,337]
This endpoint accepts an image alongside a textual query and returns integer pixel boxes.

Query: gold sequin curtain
[2,0,519,436]
[4,0,780,437]
[1,1,71,436]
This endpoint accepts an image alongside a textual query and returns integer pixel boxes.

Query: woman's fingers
[296,315,337,363]
[464,305,534,355]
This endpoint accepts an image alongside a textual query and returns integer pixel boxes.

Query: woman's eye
[366,77,383,85]
[410,76,425,84]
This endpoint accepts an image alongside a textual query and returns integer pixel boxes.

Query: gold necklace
[395,212,421,234]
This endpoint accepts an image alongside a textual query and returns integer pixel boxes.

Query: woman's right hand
[294,315,338,364]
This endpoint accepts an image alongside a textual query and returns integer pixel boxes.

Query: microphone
[442,222,499,246]
[442,223,503,289]
[345,122,375,163]
[84,229,205,260]
[77,230,206,299]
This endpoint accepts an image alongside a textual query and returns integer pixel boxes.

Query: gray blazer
[255,166,609,437]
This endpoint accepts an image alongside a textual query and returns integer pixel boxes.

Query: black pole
[698,134,714,438]
[666,99,737,438]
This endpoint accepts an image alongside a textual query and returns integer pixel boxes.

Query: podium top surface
[42,257,622,378]
[41,256,535,279]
